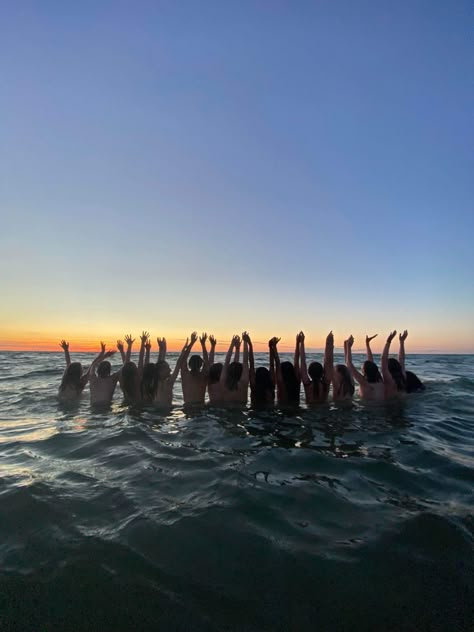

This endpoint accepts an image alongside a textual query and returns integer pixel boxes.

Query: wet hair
[405,370,425,393]
[59,362,83,393]
[307,361,326,401]
[189,355,203,373]
[208,363,223,384]
[97,360,111,378]
[334,364,355,398]
[363,360,382,384]
[280,361,300,405]
[225,361,243,391]
[121,361,138,400]
[156,361,171,382]
[141,362,157,402]
[388,358,407,392]
[252,366,274,406]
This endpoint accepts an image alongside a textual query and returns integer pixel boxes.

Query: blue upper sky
[1,1,473,351]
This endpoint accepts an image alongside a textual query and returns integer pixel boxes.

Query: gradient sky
[1,1,473,353]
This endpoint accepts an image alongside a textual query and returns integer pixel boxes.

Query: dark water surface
[0,352,473,631]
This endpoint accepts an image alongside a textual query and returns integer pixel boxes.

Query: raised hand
[242,331,251,344]
[190,331,198,346]
[209,334,216,347]
[59,340,69,351]
[199,332,208,345]
[387,330,397,342]
[104,350,116,359]
[140,331,150,344]
[117,340,124,352]
[268,336,281,348]
[399,330,408,342]
[345,335,354,348]
[124,334,135,346]
[326,331,334,345]
[157,336,166,349]
[366,334,378,344]
[145,338,151,351]
[100,341,106,353]
[232,334,241,347]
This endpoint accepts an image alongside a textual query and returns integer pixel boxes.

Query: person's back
[208,363,223,404]
[181,354,208,405]
[90,360,120,405]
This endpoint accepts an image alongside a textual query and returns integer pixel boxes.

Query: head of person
[156,360,171,382]
[388,358,407,392]
[60,362,82,392]
[405,370,425,393]
[97,360,111,378]
[362,360,382,384]
[208,363,223,385]
[189,355,203,374]
[308,361,325,400]
[253,366,274,406]
[225,361,243,391]
[121,361,138,400]
[141,362,157,401]
[334,364,355,398]
[280,361,300,404]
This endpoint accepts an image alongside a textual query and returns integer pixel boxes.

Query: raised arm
[82,342,115,386]
[233,336,241,364]
[59,340,71,367]
[294,332,302,382]
[241,331,250,383]
[138,331,149,372]
[323,331,334,385]
[366,334,377,362]
[382,330,397,386]
[299,332,309,384]
[144,337,151,364]
[243,332,255,387]
[345,336,366,385]
[157,337,167,363]
[117,340,126,363]
[124,334,134,363]
[181,331,198,374]
[270,337,282,385]
[170,339,190,385]
[200,332,209,370]
[209,335,216,365]
[220,336,238,385]
[398,330,408,375]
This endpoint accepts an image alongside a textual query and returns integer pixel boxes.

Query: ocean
[0,351,472,631]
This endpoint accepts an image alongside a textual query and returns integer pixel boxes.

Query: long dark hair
[388,358,407,392]
[280,361,300,405]
[141,362,157,402]
[208,363,223,385]
[334,364,355,398]
[59,362,82,393]
[225,362,243,391]
[363,360,382,384]
[252,366,274,406]
[405,370,425,393]
[308,361,326,401]
[121,361,138,400]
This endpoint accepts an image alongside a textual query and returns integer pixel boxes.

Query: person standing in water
[153,339,190,406]
[119,332,147,403]
[271,334,301,406]
[345,335,385,401]
[299,331,332,405]
[382,330,407,398]
[219,334,249,404]
[180,331,210,405]
[89,342,121,405]
[246,332,275,407]
[58,340,103,402]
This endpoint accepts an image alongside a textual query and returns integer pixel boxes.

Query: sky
[1,0,473,353]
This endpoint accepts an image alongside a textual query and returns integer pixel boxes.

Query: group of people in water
[58,330,425,407]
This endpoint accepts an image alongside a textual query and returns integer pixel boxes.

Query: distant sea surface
[0,351,473,631]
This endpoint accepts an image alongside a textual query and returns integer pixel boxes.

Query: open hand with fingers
[124,334,135,346]
[399,330,408,342]
[366,334,378,344]
[59,340,69,351]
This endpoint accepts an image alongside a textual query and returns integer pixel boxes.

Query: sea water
[0,351,472,631]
